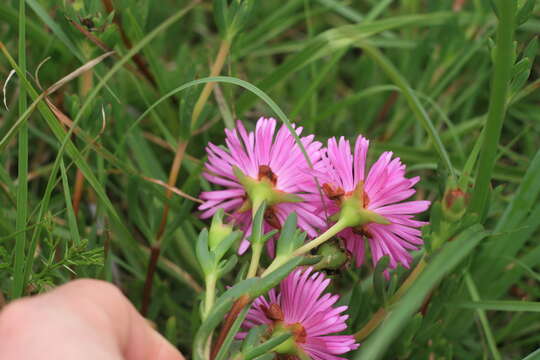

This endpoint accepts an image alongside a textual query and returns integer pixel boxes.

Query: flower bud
[442,186,469,222]
[208,209,234,250]
[314,243,348,270]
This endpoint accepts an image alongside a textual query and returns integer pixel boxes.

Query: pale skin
[0,279,185,360]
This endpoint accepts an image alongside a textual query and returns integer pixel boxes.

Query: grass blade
[458,301,540,312]
[464,272,502,360]
[355,224,487,360]
[469,0,517,217]
[11,0,28,300]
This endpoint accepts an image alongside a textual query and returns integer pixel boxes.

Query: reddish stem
[210,294,251,360]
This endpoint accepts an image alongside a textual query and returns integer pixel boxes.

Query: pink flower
[240,267,358,359]
[317,136,430,271]
[199,118,326,254]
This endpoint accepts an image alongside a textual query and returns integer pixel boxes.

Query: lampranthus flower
[239,267,359,359]
[199,117,326,254]
[317,136,430,271]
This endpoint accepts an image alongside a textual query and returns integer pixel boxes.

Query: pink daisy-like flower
[317,136,430,271]
[198,117,326,254]
[239,267,359,359]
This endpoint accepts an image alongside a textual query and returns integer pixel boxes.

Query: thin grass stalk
[11,0,28,300]
[464,272,502,360]
[469,0,516,218]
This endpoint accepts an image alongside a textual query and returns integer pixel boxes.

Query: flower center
[287,322,307,343]
[258,165,278,185]
[323,181,390,228]
[322,182,370,207]
[260,303,307,344]
[233,165,302,216]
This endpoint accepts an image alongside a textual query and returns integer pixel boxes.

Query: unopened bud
[442,187,469,222]
[314,243,348,270]
[208,209,234,250]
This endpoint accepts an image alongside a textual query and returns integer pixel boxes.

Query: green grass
[1,0,539,359]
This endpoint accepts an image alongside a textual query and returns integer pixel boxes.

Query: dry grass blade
[142,175,202,204]
[0,46,113,151]
[47,51,115,94]
[3,69,16,110]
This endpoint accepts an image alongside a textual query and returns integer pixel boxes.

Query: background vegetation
[1,0,539,359]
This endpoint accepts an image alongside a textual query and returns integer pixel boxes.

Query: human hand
[0,279,185,360]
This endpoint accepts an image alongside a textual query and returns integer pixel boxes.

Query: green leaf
[517,0,536,26]
[214,230,242,262]
[196,229,214,276]
[522,348,540,360]
[373,256,390,304]
[253,355,274,360]
[457,301,540,312]
[249,202,267,245]
[217,255,238,278]
[275,212,299,257]
[59,159,81,244]
[244,333,292,360]
[241,324,268,353]
[213,0,230,37]
[474,149,540,286]
[510,57,532,95]
[468,0,517,217]
[355,224,487,360]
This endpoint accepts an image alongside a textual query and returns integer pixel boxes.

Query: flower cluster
[199,117,430,271]
[199,117,431,359]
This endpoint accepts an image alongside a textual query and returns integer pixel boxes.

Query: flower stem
[246,198,265,279]
[354,256,427,341]
[293,219,348,257]
[469,0,516,219]
[247,242,263,278]
[261,220,348,277]
[203,273,217,320]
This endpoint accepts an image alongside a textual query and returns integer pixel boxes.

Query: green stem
[293,219,348,257]
[246,197,265,279]
[247,242,263,278]
[469,0,516,218]
[261,220,348,277]
[203,273,217,320]
[12,0,28,300]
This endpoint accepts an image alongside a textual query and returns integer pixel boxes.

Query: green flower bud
[442,186,469,222]
[314,243,348,270]
[208,209,234,250]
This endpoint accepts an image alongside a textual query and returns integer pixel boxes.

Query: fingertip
[151,331,186,360]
